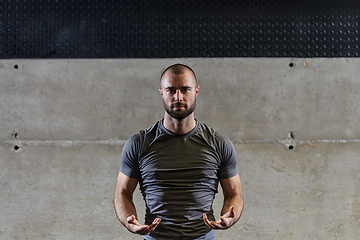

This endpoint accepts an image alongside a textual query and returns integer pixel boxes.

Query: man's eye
[182,88,190,92]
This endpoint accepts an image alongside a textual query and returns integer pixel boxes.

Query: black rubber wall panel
[1,0,359,58]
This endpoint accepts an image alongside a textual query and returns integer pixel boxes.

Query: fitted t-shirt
[120,120,238,240]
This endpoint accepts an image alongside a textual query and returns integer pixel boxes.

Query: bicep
[115,171,139,200]
[220,174,242,199]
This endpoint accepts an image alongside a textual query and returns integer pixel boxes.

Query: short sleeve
[120,133,142,179]
[216,135,238,179]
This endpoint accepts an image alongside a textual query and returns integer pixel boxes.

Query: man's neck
[163,113,196,135]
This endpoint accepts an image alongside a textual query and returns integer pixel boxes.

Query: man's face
[159,71,199,120]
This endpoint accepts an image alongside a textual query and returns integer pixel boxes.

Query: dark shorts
[144,229,216,240]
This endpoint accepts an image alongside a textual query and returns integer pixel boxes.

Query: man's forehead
[161,71,197,87]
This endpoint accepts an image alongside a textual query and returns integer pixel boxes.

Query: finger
[148,217,161,227]
[213,219,225,228]
[224,206,234,216]
[136,225,149,231]
[228,206,235,217]
[134,225,151,235]
[203,214,224,229]
[136,218,161,235]
[203,214,212,228]
[222,206,235,219]
[209,220,223,229]
[126,216,151,235]
[219,213,235,229]
[127,215,137,224]
[203,214,213,226]
[219,217,228,228]
[148,218,161,231]
[152,218,161,224]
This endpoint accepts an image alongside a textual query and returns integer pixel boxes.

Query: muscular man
[114,64,244,239]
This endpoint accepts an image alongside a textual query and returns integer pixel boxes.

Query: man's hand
[203,206,237,229]
[126,215,161,235]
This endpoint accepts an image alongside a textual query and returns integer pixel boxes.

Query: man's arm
[203,174,244,229]
[114,171,161,235]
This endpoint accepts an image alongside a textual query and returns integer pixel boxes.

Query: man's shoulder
[140,120,163,136]
[197,121,215,134]
[127,120,164,144]
[123,120,163,154]
[197,121,229,142]
[196,121,236,156]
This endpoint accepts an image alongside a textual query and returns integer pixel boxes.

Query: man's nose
[174,90,183,101]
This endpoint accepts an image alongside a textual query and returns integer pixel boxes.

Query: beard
[164,99,196,120]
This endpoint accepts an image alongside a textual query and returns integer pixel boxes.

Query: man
[114,64,243,239]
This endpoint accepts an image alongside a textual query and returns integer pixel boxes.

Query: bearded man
[114,63,244,240]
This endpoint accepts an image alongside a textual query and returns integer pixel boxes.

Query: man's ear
[159,88,163,97]
[195,86,200,97]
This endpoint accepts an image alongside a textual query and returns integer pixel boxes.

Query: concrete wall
[0,59,359,239]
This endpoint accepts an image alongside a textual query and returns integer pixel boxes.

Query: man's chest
[139,137,221,178]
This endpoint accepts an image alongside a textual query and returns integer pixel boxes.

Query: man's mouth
[172,104,186,109]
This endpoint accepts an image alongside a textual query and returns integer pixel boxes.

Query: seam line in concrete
[233,139,360,144]
[2,138,360,147]
[2,139,128,147]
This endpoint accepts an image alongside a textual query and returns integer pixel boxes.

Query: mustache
[171,103,186,107]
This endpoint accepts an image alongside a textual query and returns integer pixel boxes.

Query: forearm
[204,192,244,230]
[114,191,161,235]
[221,194,244,222]
[114,192,137,229]
[219,174,244,225]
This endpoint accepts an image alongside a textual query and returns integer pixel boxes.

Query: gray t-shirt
[120,120,238,240]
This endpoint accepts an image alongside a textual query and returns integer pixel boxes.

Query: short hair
[160,63,197,86]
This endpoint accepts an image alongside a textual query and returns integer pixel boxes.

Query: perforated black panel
[1,0,359,58]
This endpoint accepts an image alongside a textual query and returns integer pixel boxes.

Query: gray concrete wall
[0,59,359,239]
